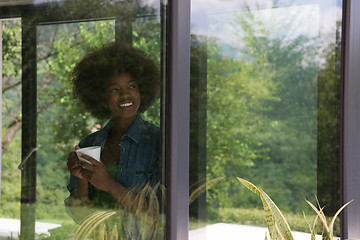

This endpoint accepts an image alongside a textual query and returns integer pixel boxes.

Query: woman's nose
[117,88,130,97]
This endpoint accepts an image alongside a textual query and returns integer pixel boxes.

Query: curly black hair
[71,42,160,120]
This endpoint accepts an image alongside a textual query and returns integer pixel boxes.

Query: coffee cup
[76,146,101,165]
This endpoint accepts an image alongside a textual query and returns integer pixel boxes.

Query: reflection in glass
[1,18,23,237]
[1,0,165,239]
[190,1,342,239]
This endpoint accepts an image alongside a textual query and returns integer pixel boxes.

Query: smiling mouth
[119,102,133,107]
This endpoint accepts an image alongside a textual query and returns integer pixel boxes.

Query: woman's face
[104,73,141,121]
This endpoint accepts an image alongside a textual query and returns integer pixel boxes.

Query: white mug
[75,146,101,165]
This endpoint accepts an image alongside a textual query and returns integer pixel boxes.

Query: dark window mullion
[115,18,133,46]
[20,14,37,240]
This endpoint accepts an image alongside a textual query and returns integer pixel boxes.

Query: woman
[65,43,160,223]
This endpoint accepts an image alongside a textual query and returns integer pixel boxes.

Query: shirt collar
[123,113,143,144]
[93,122,111,148]
[92,113,144,146]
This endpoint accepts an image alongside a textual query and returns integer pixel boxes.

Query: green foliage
[133,18,161,66]
[1,19,22,218]
[240,12,320,212]
[202,11,340,218]
[1,19,22,131]
[215,207,341,236]
[36,222,77,240]
[2,19,21,80]
[316,23,342,215]
[189,177,223,205]
[132,18,161,126]
[216,207,266,227]
[205,34,278,209]
[0,118,21,219]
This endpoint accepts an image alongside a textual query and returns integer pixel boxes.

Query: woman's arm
[75,179,89,204]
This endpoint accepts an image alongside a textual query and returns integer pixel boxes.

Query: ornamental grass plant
[237,177,359,240]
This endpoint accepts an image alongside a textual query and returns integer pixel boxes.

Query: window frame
[166,0,191,239]
[342,0,360,238]
[1,0,360,239]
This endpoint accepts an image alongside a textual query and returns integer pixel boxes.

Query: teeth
[120,102,133,107]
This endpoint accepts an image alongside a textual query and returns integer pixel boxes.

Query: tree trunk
[1,101,55,156]
[1,115,22,156]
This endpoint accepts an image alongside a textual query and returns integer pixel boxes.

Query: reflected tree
[2,19,22,156]
[317,22,342,216]
[203,9,340,216]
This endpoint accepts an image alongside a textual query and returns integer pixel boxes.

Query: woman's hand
[69,150,132,206]
[67,145,84,180]
[77,153,116,193]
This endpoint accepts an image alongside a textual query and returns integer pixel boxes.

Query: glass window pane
[190,1,342,239]
[1,18,23,238]
[1,1,166,239]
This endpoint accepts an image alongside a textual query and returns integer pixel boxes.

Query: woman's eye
[129,85,136,89]
[111,88,119,92]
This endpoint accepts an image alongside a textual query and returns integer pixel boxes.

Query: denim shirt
[65,114,160,221]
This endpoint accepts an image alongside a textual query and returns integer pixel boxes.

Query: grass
[189,207,340,237]
[36,222,78,240]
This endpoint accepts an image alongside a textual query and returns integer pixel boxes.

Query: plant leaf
[303,211,314,240]
[329,199,353,232]
[237,177,294,240]
[75,210,118,240]
[260,193,278,240]
[189,177,224,205]
[260,189,294,240]
[305,199,330,234]
[315,196,327,224]
[237,178,276,239]
[236,177,261,196]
